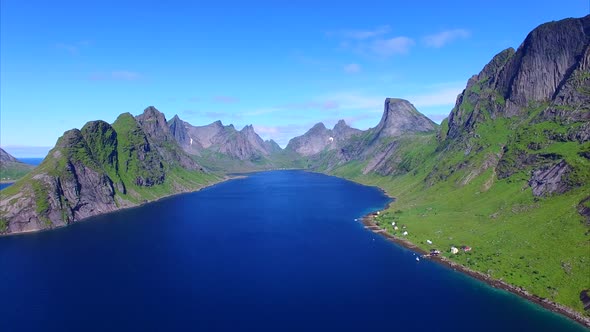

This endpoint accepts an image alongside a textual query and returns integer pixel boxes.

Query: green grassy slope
[326,111,590,314]
[0,162,35,182]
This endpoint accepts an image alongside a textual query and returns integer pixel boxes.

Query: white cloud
[423,29,471,48]
[328,25,391,40]
[371,37,415,56]
[343,63,361,73]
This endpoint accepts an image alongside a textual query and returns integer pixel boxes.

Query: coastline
[0,174,245,237]
[359,200,590,329]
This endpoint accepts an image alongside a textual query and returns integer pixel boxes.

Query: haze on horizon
[1,0,588,157]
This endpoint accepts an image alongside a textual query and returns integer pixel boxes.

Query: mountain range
[0,14,588,318]
[0,148,35,182]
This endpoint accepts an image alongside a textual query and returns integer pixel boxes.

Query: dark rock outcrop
[0,107,208,235]
[528,160,572,196]
[447,15,590,138]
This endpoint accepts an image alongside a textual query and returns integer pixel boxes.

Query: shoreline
[359,201,590,329]
[0,174,245,238]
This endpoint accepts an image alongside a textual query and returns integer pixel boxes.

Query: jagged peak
[333,119,349,130]
[241,124,255,132]
[55,129,84,148]
[310,122,327,131]
[373,98,437,138]
[141,106,163,117]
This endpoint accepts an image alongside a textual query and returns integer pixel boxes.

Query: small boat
[416,257,420,262]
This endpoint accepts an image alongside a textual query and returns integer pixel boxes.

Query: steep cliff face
[0,107,211,235]
[448,15,590,139]
[0,129,121,233]
[497,17,589,116]
[373,98,437,139]
[287,99,438,176]
[437,15,590,203]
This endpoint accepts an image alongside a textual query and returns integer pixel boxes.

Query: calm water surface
[0,171,585,331]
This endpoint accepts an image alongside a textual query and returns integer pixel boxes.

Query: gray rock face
[136,106,172,142]
[0,148,18,163]
[285,120,361,156]
[528,160,572,197]
[168,115,190,147]
[264,139,282,154]
[286,123,332,156]
[373,98,437,140]
[168,116,280,161]
[447,15,590,138]
[0,107,206,235]
[0,129,121,234]
[137,107,199,171]
[333,120,362,143]
[498,16,590,115]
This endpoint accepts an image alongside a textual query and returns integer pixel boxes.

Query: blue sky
[1,0,588,157]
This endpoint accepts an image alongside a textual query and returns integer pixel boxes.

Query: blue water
[0,171,585,331]
[0,183,11,190]
[18,157,44,166]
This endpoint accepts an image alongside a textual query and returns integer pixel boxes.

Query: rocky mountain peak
[447,15,590,139]
[56,129,85,148]
[168,114,189,146]
[373,98,437,139]
[497,15,590,116]
[241,124,255,133]
[136,106,172,142]
[0,148,18,163]
[333,119,348,130]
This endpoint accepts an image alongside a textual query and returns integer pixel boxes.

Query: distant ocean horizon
[18,157,44,166]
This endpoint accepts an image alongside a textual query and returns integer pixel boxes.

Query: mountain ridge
[0,14,589,323]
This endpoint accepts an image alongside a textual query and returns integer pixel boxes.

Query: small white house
[391,221,396,226]
[402,231,408,236]
[394,226,399,230]
[450,246,459,254]
[426,240,433,245]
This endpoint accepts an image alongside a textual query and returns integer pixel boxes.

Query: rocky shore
[359,206,590,329]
